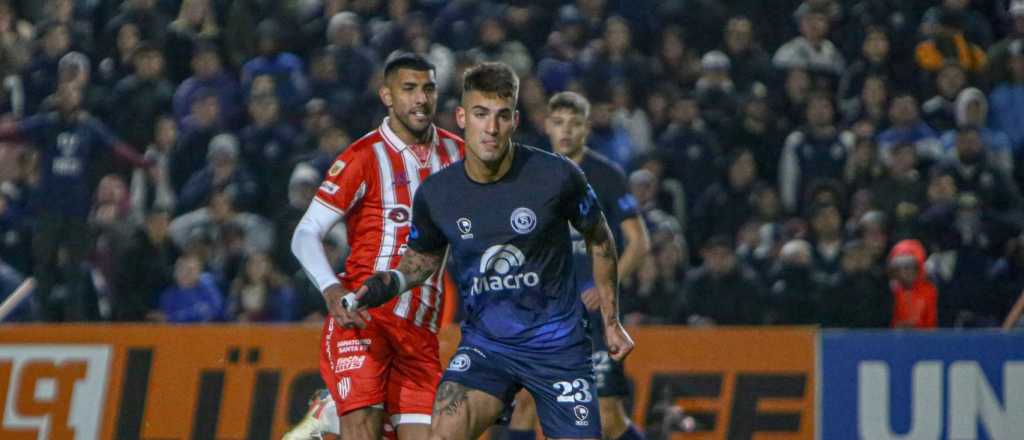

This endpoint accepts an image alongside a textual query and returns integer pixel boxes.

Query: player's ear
[379,84,393,108]
[456,106,466,129]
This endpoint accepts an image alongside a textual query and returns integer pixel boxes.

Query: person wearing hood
[937,126,1023,215]
[888,239,938,328]
[940,87,1013,174]
[765,239,827,325]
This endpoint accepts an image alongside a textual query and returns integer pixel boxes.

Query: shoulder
[436,127,464,144]
[583,150,626,178]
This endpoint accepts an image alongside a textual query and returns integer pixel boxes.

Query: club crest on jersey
[448,354,471,372]
[457,217,474,239]
[388,206,411,224]
[328,160,346,177]
[510,207,537,234]
[574,405,590,426]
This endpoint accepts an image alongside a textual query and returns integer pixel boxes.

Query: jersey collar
[380,117,437,153]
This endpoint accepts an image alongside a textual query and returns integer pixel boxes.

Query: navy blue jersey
[17,113,120,217]
[570,150,638,286]
[408,144,604,354]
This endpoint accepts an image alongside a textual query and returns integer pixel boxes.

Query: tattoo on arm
[433,381,469,417]
[582,214,621,325]
[396,247,445,289]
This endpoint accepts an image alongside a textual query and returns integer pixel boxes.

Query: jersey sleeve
[89,117,122,150]
[407,185,447,253]
[313,148,370,215]
[563,159,605,233]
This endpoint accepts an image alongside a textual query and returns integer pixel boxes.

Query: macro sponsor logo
[470,244,539,295]
[0,345,111,440]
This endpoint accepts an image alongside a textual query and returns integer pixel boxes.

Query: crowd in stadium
[1,0,1023,328]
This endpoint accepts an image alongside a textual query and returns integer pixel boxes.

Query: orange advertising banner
[0,325,814,440]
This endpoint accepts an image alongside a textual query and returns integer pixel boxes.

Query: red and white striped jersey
[313,118,464,332]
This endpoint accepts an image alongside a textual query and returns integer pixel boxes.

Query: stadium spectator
[842,74,890,131]
[272,163,346,275]
[940,87,1013,173]
[989,40,1024,151]
[870,142,927,240]
[719,16,772,92]
[241,19,308,116]
[987,234,1024,325]
[920,0,994,48]
[21,21,70,114]
[177,133,261,215]
[238,94,297,211]
[169,190,274,259]
[922,64,968,132]
[986,1,1024,84]
[938,127,1023,214]
[657,94,720,209]
[109,42,174,152]
[228,252,296,322]
[580,16,648,93]
[915,9,987,75]
[672,235,763,325]
[170,90,224,190]
[723,89,787,182]
[163,0,221,84]
[324,12,377,106]
[772,68,812,132]
[772,4,846,80]
[888,239,938,328]
[807,202,844,276]
[779,93,852,213]
[765,239,826,324]
[690,149,758,251]
[96,21,140,88]
[102,0,169,51]
[695,50,739,133]
[838,26,911,103]
[649,26,701,89]
[0,1,32,100]
[172,42,241,129]
[465,14,533,77]
[822,240,891,328]
[157,253,224,323]
[307,49,358,128]
[111,207,177,321]
[876,93,943,164]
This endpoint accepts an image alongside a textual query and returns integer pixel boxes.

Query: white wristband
[389,269,408,293]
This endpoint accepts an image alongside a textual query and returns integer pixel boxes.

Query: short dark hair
[547,91,590,118]
[383,51,435,78]
[462,62,519,102]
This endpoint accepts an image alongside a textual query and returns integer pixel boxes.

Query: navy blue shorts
[442,344,602,438]
[592,349,629,397]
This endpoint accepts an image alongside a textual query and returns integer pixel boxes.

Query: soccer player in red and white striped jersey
[291,52,463,440]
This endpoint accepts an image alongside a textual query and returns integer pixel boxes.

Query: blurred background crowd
[1,0,1024,329]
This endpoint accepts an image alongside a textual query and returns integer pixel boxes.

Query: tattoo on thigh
[434,382,469,417]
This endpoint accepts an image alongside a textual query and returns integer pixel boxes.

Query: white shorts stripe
[390,413,431,426]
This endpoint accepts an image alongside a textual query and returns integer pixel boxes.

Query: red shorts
[319,308,441,424]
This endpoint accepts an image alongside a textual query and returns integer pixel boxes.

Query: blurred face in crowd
[180,0,209,26]
[56,83,82,114]
[670,98,699,126]
[956,129,984,162]
[479,18,506,48]
[799,12,829,42]
[862,29,890,62]
[192,94,220,126]
[380,67,437,140]
[117,23,140,58]
[725,17,753,53]
[629,172,656,207]
[310,53,337,82]
[47,0,73,22]
[890,145,917,176]
[249,95,280,126]
[755,187,781,219]
[43,25,70,57]
[604,16,630,54]
[192,50,222,78]
[812,205,842,239]
[890,255,918,287]
[928,173,958,203]
[964,99,985,125]
[458,90,519,166]
[727,151,756,189]
[155,116,176,150]
[703,245,736,276]
[862,76,888,108]
[943,0,968,11]
[936,65,966,99]
[174,256,202,289]
[135,50,164,79]
[96,174,127,205]
[840,246,873,273]
[319,126,349,154]
[806,96,834,128]
[785,69,811,102]
[245,253,272,282]
[146,211,170,242]
[659,29,685,63]
[888,96,919,127]
[208,192,234,222]
[546,108,590,158]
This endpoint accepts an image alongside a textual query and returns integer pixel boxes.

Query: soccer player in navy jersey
[337,62,634,440]
[507,92,651,440]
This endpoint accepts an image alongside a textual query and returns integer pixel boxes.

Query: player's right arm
[343,185,447,324]
[290,152,368,328]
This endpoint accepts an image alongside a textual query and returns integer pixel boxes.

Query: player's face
[457,90,519,165]
[381,68,437,138]
[545,108,589,158]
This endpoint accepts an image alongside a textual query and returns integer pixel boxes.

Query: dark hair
[383,51,435,78]
[132,41,162,60]
[547,91,591,117]
[462,62,519,101]
[703,234,735,251]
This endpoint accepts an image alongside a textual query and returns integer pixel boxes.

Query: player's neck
[466,143,516,183]
[386,116,432,146]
